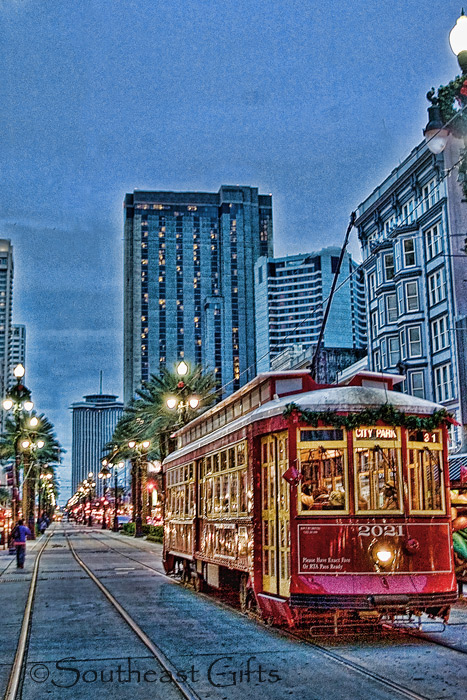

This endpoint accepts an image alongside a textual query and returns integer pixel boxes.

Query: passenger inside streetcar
[299,445,346,511]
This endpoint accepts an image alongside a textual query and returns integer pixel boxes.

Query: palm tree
[106,364,218,529]
[0,413,63,533]
[109,364,218,462]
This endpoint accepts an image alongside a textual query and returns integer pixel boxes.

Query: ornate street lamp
[127,440,150,537]
[165,361,200,422]
[423,11,467,197]
[101,454,126,532]
[2,364,34,535]
[98,464,111,529]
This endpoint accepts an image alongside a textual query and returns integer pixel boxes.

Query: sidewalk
[0,531,48,576]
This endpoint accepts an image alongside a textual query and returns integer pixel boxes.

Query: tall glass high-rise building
[123,186,273,403]
[0,240,14,435]
[254,247,367,372]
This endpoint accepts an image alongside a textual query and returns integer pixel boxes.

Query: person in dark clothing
[11,519,31,568]
[300,477,314,510]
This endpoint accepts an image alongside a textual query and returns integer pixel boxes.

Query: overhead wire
[208,104,467,400]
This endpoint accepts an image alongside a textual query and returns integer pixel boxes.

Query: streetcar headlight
[375,549,392,563]
[372,545,395,567]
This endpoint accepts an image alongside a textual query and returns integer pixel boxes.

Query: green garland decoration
[283,402,451,431]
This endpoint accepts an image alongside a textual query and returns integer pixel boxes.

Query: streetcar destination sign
[354,427,397,440]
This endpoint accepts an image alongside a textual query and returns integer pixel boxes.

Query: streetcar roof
[163,386,445,466]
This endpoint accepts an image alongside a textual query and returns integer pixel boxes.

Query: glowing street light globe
[23,401,34,411]
[3,399,13,410]
[13,364,25,379]
[37,440,45,449]
[128,440,136,449]
[450,11,467,71]
[189,396,200,409]
[30,416,39,427]
[177,360,188,376]
[142,440,150,449]
[166,397,178,410]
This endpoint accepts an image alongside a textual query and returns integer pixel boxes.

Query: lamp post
[424,12,467,155]
[38,471,53,523]
[20,434,45,538]
[81,473,95,526]
[98,464,111,529]
[2,364,34,532]
[127,440,150,537]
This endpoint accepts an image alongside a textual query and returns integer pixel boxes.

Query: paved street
[0,523,465,700]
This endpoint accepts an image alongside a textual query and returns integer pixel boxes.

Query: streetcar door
[261,432,290,597]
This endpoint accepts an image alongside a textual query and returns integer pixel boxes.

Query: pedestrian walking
[11,519,31,569]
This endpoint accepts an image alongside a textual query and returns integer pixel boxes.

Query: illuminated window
[354,427,402,512]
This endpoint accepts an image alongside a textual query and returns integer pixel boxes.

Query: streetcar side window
[199,441,248,519]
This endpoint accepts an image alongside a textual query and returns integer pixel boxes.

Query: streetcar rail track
[64,532,201,700]
[72,528,441,700]
[3,532,53,700]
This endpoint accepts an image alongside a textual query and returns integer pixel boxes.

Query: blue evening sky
[0,0,462,501]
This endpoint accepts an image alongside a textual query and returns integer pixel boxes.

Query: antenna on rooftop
[99,370,103,395]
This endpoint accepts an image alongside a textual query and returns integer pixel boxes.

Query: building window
[403,238,416,267]
[385,293,398,323]
[373,349,381,372]
[434,363,453,402]
[384,253,395,281]
[401,198,415,225]
[368,272,376,298]
[405,280,419,312]
[408,326,422,357]
[371,310,378,338]
[388,336,400,367]
[425,223,442,260]
[410,371,425,399]
[431,315,449,353]
[428,268,446,306]
[381,338,387,368]
[396,284,404,315]
[378,297,385,328]
[422,178,438,211]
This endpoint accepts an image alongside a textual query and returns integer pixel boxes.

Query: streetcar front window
[298,447,347,512]
[407,430,444,513]
[355,446,401,512]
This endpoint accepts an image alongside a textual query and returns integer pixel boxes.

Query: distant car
[117,515,131,530]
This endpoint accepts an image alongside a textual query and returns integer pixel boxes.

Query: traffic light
[4,465,14,487]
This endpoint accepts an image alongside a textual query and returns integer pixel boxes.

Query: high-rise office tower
[254,247,367,372]
[9,324,26,378]
[0,240,14,434]
[124,186,273,403]
[70,393,124,496]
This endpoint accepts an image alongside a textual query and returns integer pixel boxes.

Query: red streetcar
[162,370,457,628]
